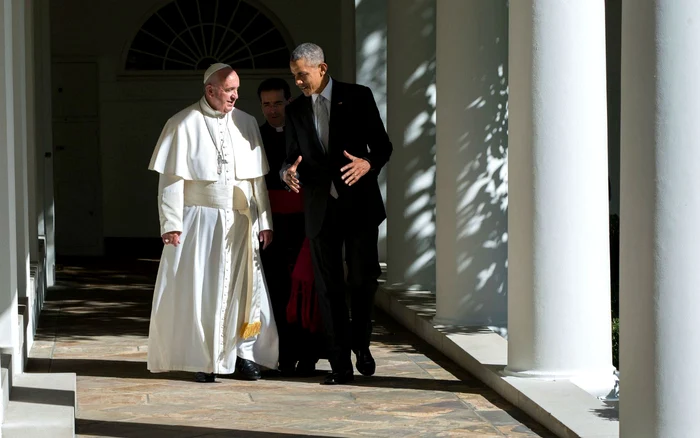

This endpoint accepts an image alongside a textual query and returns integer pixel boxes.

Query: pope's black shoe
[235,357,261,380]
[354,348,376,376]
[194,372,216,383]
[322,369,354,385]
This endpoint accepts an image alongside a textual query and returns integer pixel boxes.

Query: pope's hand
[259,230,273,250]
[283,156,303,193]
[162,231,182,247]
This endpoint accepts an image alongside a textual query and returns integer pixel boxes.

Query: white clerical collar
[200,96,227,119]
[275,125,284,132]
[312,77,333,104]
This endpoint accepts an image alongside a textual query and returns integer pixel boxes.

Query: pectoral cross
[217,153,228,175]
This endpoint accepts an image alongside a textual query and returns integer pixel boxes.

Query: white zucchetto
[203,63,232,84]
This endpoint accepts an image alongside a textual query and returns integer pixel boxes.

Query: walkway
[27,257,553,438]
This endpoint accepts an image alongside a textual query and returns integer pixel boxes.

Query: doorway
[52,61,103,256]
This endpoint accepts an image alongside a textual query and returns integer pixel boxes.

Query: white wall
[50,0,351,240]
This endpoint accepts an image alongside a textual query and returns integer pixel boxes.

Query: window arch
[125,0,293,71]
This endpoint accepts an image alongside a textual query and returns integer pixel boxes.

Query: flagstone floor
[26,257,554,438]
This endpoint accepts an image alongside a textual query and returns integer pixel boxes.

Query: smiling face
[260,89,288,127]
[290,58,328,97]
[205,69,239,113]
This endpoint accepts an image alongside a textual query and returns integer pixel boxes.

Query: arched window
[125,0,292,71]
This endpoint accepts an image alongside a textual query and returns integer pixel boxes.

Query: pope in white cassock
[146,63,278,383]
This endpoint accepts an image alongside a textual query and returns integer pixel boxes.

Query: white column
[12,0,30,306]
[606,0,623,217]
[434,0,508,328]
[619,2,700,436]
[0,0,21,358]
[385,0,436,291]
[34,0,54,287]
[355,0,387,263]
[25,0,38,263]
[505,0,614,397]
[32,0,45,272]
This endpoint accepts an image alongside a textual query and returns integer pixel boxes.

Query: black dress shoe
[296,360,316,377]
[235,358,261,381]
[194,372,215,383]
[355,348,376,376]
[322,369,354,385]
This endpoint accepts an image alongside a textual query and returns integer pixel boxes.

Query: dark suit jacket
[283,80,393,238]
[260,122,287,191]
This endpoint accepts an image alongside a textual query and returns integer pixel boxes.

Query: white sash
[182,181,262,339]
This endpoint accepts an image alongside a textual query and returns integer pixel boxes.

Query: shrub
[610,214,619,319]
[610,214,620,369]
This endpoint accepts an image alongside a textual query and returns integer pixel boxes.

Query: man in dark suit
[281,42,392,385]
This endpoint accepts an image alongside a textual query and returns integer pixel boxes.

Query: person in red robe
[258,78,324,377]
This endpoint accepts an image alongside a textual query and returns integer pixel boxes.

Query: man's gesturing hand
[162,231,182,247]
[341,151,370,186]
[282,155,303,193]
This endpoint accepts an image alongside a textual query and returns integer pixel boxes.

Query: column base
[502,366,618,400]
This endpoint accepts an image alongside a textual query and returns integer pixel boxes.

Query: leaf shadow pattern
[385,0,437,292]
[591,400,619,422]
[356,0,389,259]
[439,2,509,330]
[36,257,157,342]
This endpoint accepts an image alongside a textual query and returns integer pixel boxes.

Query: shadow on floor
[42,257,554,438]
[36,257,157,342]
[591,403,619,421]
[10,386,75,407]
[27,358,190,381]
[77,418,334,437]
[30,356,493,397]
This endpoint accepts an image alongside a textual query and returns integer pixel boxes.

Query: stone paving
[26,257,554,438]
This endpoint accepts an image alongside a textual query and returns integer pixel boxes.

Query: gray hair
[290,43,325,66]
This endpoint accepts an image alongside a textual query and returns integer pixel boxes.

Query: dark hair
[257,78,291,101]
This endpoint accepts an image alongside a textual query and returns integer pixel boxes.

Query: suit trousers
[308,196,381,372]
